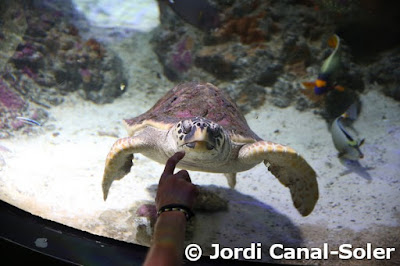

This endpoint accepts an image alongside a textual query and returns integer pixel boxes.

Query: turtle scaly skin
[102,82,318,216]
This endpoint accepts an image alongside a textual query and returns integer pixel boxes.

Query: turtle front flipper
[102,137,147,201]
[239,141,318,216]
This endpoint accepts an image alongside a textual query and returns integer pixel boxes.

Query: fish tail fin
[359,138,365,147]
[342,100,362,120]
[301,81,316,90]
[334,85,345,92]
[328,34,339,49]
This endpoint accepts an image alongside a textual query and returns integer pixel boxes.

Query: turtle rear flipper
[224,173,237,188]
[239,141,318,216]
[102,137,147,200]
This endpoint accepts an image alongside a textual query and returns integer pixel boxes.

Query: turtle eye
[182,120,192,134]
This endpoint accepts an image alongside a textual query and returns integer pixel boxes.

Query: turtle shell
[124,82,261,142]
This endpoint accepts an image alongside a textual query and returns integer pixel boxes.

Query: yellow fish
[302,34,345,95]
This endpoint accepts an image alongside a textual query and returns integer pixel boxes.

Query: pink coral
[10,120,25,130]
[22,66,38,79]
[171,37,193,72]
[14,43,36,59]
[80,68,91,83]
[0,79,25,110]
[136,204,157,218]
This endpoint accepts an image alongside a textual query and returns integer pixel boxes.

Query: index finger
[160,151,185,181]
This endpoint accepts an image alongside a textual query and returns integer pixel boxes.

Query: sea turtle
[102,82,318,216]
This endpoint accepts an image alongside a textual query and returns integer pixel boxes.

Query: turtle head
[172,117,226,159]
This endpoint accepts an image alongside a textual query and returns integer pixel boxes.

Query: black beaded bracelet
[157,204,195,221]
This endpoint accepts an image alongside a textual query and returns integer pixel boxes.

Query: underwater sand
[0,32,399,264]
[71,0,159,31]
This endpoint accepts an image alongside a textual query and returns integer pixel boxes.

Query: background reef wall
[151,0,400,118]
[0,0,127,137]
[2,0,399,136]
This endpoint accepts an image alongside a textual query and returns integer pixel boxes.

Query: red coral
[215,11,267,44]
[84,38,106,59]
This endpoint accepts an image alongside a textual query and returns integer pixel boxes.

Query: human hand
[156,151,198,210]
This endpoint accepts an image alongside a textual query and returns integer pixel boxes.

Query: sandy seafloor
[1,5,400,265]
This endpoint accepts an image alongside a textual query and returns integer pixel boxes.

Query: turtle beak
[184,126,215,151]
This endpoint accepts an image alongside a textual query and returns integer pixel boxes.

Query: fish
[330,102,364,160]
[120,83,126,91]
[165,0,220,31]
[301,79,344,98]
[16,116,41,126]
[302,34,344,95]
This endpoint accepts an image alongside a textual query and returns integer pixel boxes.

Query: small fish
[120,83,126,91]
[302,34,344,95]
[314,34,343,94]
[16,116,41,126]
[331,114,364,160]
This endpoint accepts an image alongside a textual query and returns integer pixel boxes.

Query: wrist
[157,209,187,223]
[157,204,195,221]
[152,211,186,249]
